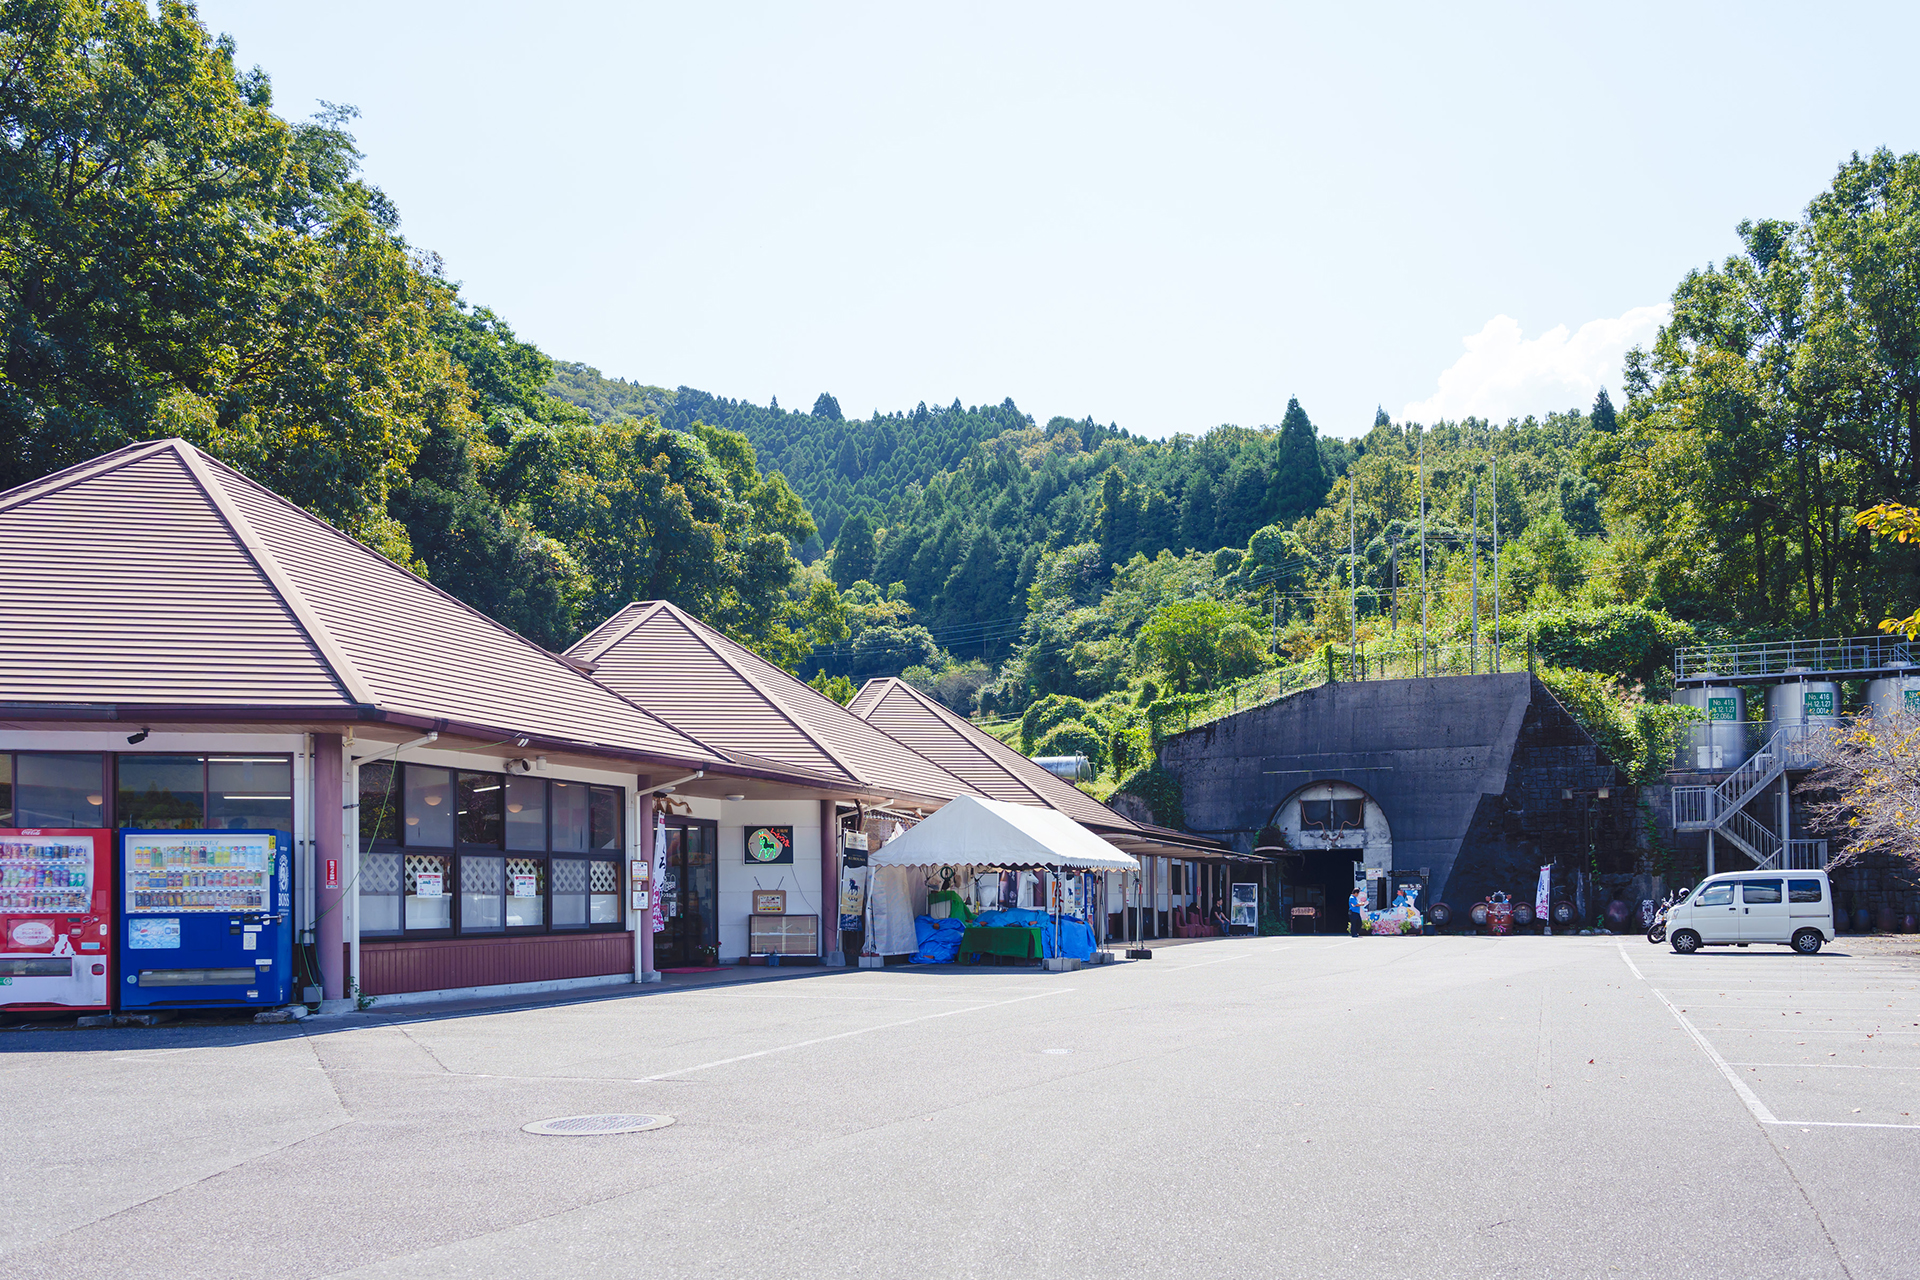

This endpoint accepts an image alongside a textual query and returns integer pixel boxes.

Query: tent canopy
[868,795,1139,872]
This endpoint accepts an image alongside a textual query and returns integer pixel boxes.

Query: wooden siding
[361,931,633,996]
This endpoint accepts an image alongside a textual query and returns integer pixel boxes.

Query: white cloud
[1400,304,1668,425]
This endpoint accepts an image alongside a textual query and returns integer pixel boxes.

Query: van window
[1696,883,1734,906]
[1788,879,1823,903]
[1741,880,1782,904]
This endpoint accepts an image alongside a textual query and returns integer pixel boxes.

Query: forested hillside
[7,2,1919,811]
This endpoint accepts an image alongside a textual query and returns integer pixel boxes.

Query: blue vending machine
[119,829,292,1010]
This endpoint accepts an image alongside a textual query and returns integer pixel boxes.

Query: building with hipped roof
[0,441,970,1007]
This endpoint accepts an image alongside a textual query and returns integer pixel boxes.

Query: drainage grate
[522,1113,674,1137]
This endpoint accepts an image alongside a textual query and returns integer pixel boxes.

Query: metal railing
[1787,840,1829,869]
[1675,634,1916,682]
[1718,805,1782,869]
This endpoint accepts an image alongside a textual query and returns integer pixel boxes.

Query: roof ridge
[874,679,1052,806]
[183,449,723,756]
[0,438,181,515]
[879,679,1141,827]
[650,603,870,784]
[172,442,381,709]
[568,602,653,663]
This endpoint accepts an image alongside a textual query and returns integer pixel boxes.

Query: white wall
[679,796,824,961]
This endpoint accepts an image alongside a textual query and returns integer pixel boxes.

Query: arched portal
[1261,780,1392,933]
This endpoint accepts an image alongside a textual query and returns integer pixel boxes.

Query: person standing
[1349,885,1366,937]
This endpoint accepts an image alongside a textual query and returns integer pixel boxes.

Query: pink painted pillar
[639,794,658,980]
[314,734,346,1001]
[820,799,841,964]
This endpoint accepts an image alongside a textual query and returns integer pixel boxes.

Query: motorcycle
[1646,890,1681,944]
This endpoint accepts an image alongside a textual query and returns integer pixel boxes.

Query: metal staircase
[1672,724,1827,871]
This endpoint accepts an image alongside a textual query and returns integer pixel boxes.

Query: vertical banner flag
[839,864,867,933]
[1535,865,1552,926]
[652,813,667,934]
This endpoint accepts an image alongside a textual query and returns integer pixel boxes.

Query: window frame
[358,762,624,940]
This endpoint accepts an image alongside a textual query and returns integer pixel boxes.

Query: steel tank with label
[1866,670,1920,720]
[1766,676,1843,733]
[1673,679,1746,770]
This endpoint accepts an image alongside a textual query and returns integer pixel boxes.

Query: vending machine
[119,829,292,1010]
[0,828,112,1012]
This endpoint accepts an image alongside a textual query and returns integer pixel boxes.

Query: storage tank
[1766,675,1843,737]
[1673,679,1746,770]
[1866,668,1920,720]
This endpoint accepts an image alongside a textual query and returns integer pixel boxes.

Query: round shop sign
[746,826,792,863]
[11,921,54,948]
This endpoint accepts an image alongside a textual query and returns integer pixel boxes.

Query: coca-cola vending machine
[0,828,112,1013]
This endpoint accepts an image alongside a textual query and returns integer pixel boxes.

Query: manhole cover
[522,1113,674,1137]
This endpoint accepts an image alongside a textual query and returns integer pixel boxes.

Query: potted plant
[696,943,720,966]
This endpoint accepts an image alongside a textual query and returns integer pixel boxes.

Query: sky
[195,1,1920,439]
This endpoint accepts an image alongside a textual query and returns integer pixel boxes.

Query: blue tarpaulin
[910,915,969,964]
[961,909,1097,961]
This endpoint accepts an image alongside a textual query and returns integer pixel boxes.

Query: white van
[1667,870,1834,955]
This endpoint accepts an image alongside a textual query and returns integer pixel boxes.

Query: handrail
[1675,633,1916,682]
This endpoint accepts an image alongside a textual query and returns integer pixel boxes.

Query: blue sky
[197,1,1920,438]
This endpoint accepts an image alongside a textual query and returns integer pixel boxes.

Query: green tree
[829,511,877,589]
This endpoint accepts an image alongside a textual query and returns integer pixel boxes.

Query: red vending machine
[0,828,113,1013]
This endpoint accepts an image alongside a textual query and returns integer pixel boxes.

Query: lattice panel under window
[589,861,619,893]
[506,857,542,879]
[461,857,503,893]
[361,852,402,894]
[553,860,587,894]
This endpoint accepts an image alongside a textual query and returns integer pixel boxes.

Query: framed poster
[745,826,794,865]
[1230,883,1258,928]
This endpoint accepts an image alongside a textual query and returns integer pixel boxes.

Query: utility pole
[1348,468,1357,678]
[1491,453,1500,673]
[1419,431,1428,678]
[1388,533,1398,636]
[1470,477,1480,675]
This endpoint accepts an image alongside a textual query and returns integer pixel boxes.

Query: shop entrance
[654,817,717,967]
[1289,849,1361,934]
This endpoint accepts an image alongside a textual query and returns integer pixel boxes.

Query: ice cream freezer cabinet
[1,828,113,1012]
[119,829,292,1010]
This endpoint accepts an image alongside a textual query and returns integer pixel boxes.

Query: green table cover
[960,925,1043,960]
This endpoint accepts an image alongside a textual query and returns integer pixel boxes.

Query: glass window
[1788,879,1823,904]
[1300,799,1330,831]
[1696,882,1734,907]
[208,757,292,831]
[405,853,452,930]
[552,858,588,928]
[552,782,589,851]
[1741,880,1783,904]
[1332,798,1364,830]
[460,854,505,933]
[459,773,503,848]
[405,767,453,846]
[359,851,403,936]
[589,859,621,924]
[15,754,105,828]
[505,776,547,850]
[116,756,205,829]
[506,857,546,927]
[590,786,621,850]
[0,754,12,826]
[359,760,399,844]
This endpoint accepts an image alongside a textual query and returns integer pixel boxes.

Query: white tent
[867,794,1139,872]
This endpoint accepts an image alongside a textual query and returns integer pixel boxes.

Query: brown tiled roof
[847,677,1133,826]
[0,439,721,766]
[570,602,976,806]
[845,678,1227,857]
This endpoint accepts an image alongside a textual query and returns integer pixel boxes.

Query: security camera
[126,727,150,745]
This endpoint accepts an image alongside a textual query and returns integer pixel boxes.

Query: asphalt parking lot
[2,935,1915,1279]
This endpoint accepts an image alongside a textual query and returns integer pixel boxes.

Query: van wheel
[1792,929,1823,955]
[1671,930,1701,954]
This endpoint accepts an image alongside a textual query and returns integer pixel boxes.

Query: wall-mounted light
[725,794,745,802]
[507,803,523,814]
[424,794,443,806]
[86,794,103,807]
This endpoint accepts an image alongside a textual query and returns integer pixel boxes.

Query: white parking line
[1617,943,1920,1131]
